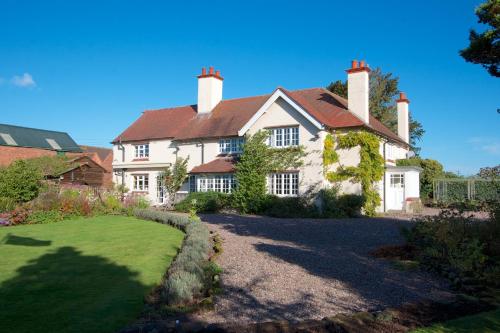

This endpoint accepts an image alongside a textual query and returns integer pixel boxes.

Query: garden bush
[319,188,365,218]
[133,208,212,306]
[175,192,230,213]
[0,160,43,202]
[259,189,364,218]
[261,195,318,218]
[404,205,500,289]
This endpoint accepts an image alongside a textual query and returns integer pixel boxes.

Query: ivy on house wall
[323,131,385,216]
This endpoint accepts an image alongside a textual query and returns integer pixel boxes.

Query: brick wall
[0,146,57,167]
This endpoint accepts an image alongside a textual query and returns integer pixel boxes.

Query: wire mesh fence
[433,178,500,203]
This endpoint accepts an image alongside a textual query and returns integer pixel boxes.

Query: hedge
[133,208,211,306]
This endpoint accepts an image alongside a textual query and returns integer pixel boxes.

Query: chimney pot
[400,92,406,100]
[209,66,214,75]
[215,70,221,77]
[360,60,366,68]
[351,60,359,69]
[201,67,206,76]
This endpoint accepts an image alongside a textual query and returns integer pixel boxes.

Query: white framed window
[268,127,299,148]
[192,174,236,193]
[134,144,149,158]
[219,137,245,154]
[386,144,394,160]
[133,175,149,191]
[390,174,404,188]
[269,173,299,196]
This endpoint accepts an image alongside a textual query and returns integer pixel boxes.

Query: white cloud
[11,73,36,88]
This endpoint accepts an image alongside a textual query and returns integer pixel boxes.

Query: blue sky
[1,0,498,175]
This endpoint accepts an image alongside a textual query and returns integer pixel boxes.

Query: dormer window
[134,144,149,158]
[219,137,244,154]
[268,126,299,148]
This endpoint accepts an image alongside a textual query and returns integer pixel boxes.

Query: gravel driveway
[193,214,453,325]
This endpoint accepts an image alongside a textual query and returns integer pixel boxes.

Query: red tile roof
[190,157,236,174]
[113,88,407,146]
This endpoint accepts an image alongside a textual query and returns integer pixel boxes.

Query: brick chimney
[197,66,223,114]
[346,60,370,123]
[396,92,410,144]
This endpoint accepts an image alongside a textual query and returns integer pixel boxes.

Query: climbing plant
[323,131,385,216]
[232,130,307,214]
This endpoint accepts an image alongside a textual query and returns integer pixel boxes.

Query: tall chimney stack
[197,66,223,114]
[396,92,410,144]
[346,59,370,123]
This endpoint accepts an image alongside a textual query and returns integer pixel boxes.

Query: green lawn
[0,216,184,333]
[411,309,500,333]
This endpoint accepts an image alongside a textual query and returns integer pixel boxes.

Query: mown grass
[0,215,184,333]
[411,309,500,333]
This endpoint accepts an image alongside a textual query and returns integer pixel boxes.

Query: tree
[159,157,189,208]
[232,130,306,213]
[478,165,500,179]
[460,0,500,77]
[326,68,425,153]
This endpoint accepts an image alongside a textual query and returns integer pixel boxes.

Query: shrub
[133,208,212,306]
[123,195,150,215]
[0,160,43,202]
[26,210,64,224]
[260,189,364,218]
[405,207,500,288]
[175,192,230,213]
[262,195,318,218]
[0,197,16,213]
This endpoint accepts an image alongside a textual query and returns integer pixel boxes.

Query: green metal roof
[0,123,82,152]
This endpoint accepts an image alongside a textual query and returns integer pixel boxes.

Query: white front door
[389,173,405,210]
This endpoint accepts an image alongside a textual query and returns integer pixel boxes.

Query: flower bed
[132,209,218,308]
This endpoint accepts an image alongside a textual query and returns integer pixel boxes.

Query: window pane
[283,173,290,194]
[276,129,283,147]
[284,128,291,146]
[292,127,299,145]
[292,173,298,195]
[189,175,196,192]
[276,174,282,194]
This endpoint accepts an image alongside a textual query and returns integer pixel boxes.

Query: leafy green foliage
[159,157,189,208]
[0,197,16,213]
[397,157,444,199]
[175,192,230,213]
[405,206,500,289]
[319,189,365,218]
[478,165,500,179]
[459,0,500,77]
[0,160,43,202]
[326,68,425,153]
[24,155,75,177]
[325,131,384,216]
[261,189,364,218]
[232,130,306,213]
[26,210,64,224]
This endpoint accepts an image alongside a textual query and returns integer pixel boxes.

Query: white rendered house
[112,62,420,211]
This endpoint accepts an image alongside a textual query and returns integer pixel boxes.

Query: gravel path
[193,214,454,325]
